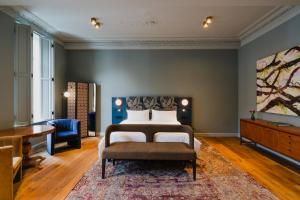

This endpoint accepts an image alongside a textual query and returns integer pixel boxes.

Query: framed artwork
[256,46,300,116]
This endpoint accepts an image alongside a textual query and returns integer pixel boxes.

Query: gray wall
[0,11,15,130]
[66,49,238,134]
[238,13,300,129]
[54,43,67,118]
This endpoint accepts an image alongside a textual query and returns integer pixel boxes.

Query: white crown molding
[64,39,240,50]
[2,5,300,49]
[240,5,300,46]
[0,6,64,46]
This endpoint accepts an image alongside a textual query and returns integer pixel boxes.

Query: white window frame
[31,31,55,123]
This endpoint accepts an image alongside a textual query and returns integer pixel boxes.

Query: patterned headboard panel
[112,96,192,126]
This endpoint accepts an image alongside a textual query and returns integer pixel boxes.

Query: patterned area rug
[66,141,278,200]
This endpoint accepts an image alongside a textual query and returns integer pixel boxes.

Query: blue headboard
[112,96,192,126]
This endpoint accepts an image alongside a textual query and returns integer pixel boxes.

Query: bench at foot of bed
[102,142,197,180]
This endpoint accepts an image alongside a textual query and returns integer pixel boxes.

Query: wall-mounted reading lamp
[115,98,122,112]
[181,98,189,112]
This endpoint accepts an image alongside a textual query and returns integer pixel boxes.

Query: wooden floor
[15,137,300,200]
[15,137,100,200]
[204,137,300,200]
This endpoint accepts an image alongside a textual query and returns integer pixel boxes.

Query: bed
[98,96,201,159]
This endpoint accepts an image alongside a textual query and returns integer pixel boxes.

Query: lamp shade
[63,91,70,98]
[115,98,122,106]
[181,98,189,106]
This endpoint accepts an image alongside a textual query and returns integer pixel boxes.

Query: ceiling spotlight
[203,21,208,28]
[91,17,97,25]
[95,22,101,29]
[206,16,213,24]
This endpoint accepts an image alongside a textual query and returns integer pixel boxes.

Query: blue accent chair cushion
[47,119,81,155]
[56,130,78,138]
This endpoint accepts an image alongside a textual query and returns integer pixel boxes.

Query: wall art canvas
[256,46,300,116]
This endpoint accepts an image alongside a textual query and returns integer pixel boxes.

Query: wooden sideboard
[240,119,300,161]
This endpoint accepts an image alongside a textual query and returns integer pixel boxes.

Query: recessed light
[203,21,208,28]
[145,20,157,26]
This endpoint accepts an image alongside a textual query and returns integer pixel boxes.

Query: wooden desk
[0,125,55,168]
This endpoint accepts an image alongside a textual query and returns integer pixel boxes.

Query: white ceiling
[0,0,300,46]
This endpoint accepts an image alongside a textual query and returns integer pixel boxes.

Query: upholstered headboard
[112,96,192,125]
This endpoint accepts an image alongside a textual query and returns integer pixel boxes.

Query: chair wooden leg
[112,159,115,166]
[102,159,106,179]
[192,159,196,181]
[13,167,22,183]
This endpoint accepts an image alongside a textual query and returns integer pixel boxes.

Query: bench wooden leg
[112,159,115,166]
[102,159,106,179]
[192,159,196,181]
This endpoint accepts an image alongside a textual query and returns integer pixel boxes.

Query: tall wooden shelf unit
[240,119,300,161]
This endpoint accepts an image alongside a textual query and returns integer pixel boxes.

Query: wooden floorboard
[15,137,100,200]
[202,137,300,200]
[15,137,300,200]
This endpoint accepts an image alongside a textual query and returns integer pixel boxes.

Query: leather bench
[102,124,197,180]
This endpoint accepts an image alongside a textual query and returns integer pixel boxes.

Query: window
[32,32,54,123]
[14,24,55,126]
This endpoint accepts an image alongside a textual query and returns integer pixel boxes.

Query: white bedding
[119,119,181,125]
[98,120,201,159]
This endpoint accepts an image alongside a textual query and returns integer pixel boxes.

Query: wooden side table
[0,125,55,168]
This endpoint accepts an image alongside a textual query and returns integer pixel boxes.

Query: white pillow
[151,110,177,122]
[126,109,150,121]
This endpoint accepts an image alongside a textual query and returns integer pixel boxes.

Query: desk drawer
[277,133,300,160]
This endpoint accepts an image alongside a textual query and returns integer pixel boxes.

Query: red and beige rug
[66,142,278,200]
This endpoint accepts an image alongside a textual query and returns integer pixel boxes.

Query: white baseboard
[195,132,238,137]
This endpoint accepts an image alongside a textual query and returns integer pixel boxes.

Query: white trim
[240,5,300,46]
[195,132,238,137]
[64,39,240,50]
[239,6,290,41]
[0,6,64,46]
[2,5,300,49]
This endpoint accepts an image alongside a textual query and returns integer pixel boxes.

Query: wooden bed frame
[102,124,197,180]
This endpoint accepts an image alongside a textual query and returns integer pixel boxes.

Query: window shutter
[40,38,54,120]
[14,24,32,126]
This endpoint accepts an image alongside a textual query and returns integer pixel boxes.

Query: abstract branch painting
[257,46,300,116]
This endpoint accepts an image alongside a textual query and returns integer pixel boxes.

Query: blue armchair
[47,119,81,155]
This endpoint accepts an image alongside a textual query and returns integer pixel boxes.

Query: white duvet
[98,120,202,159]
